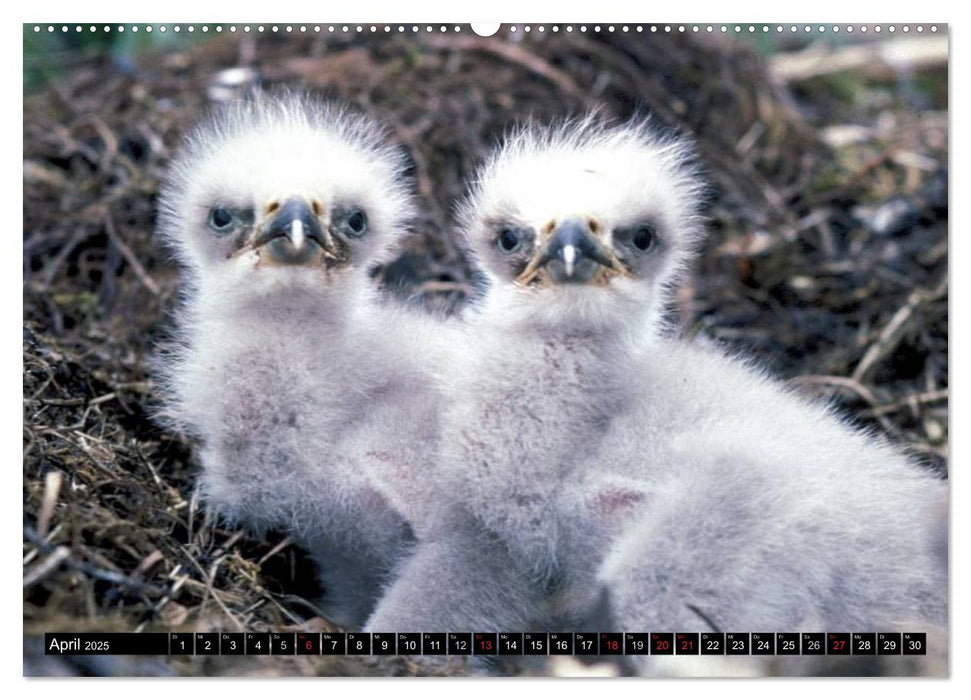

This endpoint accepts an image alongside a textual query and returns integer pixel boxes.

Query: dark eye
[208,207,234,232]
[345,210,367,237]
[631,225,656,252]
[496,227,522,253]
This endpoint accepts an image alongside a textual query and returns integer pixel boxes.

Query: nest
[23,28,948,676]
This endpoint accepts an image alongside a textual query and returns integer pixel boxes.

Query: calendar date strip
[43,631,927,656]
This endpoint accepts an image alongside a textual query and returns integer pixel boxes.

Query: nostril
[311,199,324,217]
[551,219,589,251]
[266,201,280,215]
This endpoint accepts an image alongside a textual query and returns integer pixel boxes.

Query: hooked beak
[248,198,340,266]
[516,218,628,285]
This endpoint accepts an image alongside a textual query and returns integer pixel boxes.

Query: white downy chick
[155,92,449,628]
[364,115,704,636]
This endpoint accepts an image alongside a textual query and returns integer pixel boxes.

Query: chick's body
[157,94,445,628]
[597,337,948,642]
[366,117,702,634]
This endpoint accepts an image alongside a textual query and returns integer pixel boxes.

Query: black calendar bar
[44,633,168,655]
[41,631,929,655]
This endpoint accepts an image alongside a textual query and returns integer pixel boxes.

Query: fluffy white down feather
[155,92,455,628]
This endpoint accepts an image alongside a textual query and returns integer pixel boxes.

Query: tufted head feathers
[458,114,706,331]
[157,91,415,299]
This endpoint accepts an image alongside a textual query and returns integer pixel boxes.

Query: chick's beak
[517,218,627,285]
[251,198,337,266]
